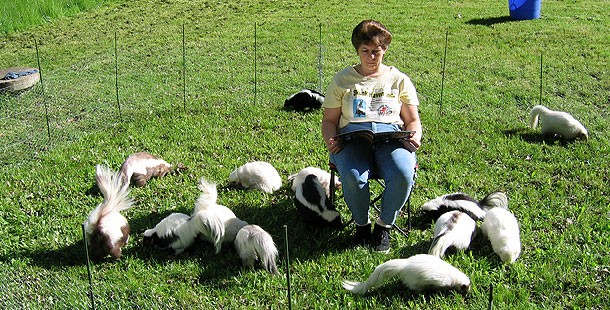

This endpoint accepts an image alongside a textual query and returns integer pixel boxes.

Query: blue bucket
[509,0,541,20]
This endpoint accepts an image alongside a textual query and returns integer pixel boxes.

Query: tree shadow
[466,16,513,27]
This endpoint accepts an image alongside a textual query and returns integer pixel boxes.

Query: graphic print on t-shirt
[353,99,367,117]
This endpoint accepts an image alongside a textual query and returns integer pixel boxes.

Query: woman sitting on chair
[321,20,422,253]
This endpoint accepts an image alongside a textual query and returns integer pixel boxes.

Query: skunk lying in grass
[342,254,470,295]
[428,210,476,258]
[529,105,588,140]
[119,152,172,187]
[288,167,342,227]
[84,164,134,260]
[481,207,521,263]
[284,89,325,111]
[142,212,192,254]
[234,224,279,274]
[229,161,282,194]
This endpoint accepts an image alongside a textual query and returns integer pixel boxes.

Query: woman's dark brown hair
[351,20,392,51]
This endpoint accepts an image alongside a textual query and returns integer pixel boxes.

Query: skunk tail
[342,259,408,294]
[85,165,133,234]
[235,225,279,274]
[195,177,218,212]
[191,209,226,253]
[529,105,548,129]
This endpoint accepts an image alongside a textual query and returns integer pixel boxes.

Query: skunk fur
[529,105,588,140]
[479,191,508,211]
[119,152,172,187]
[284,89,325,111]
[428,211,476,258]
[142,212,192,254]
[288,167,342,227]
[234,224,279,274]
[84,164,134,260]
[342,254,470,295]
[421,192,487,221]
[192,178,248,253]
[229,161,282,194]
[481,207,521,263]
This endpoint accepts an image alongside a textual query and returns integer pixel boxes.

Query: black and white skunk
[421,192,487,221]
[119,152,172,187]
[529,105,588,140]
[428,211,476,258]
[288,167,342,228]
[192,177,248,253]
[142,212,193,254]
[481,207,521,263]
[342,254,470,295]
[229,161,282,194]
[84,164,134,260]
[234,224,279,274]
[283,89,325,111]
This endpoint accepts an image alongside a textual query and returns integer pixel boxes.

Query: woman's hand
[326,137,341,154]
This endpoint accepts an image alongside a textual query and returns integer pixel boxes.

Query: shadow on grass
[503,128,580,146]
[466,16,513,27]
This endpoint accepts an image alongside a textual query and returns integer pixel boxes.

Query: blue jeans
[330,122,417,226]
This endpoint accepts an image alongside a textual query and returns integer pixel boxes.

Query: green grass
[1,0,609,308]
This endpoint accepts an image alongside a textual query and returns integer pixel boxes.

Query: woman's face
[357,43,386,74]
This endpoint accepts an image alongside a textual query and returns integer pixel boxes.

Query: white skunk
[422,192,487,221]
[479,191,509,211]
[429,211,476,258]
[229,161,282,194]
[283,89,325,111]
[142,212,193,254]
[342,254,470,295]
[84,164,134,260]
[288,167,342,227]
[192,178,248,253]
[481,207,521,263]
[119,152,172,187]
[529,105,588,140]
[234,224,279,274]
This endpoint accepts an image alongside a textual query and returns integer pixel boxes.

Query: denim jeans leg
[374,141,417,225]
[330,141,374,226]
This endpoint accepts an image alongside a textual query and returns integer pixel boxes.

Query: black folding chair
[328,162,417,238]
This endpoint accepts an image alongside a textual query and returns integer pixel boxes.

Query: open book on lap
[333,129,415,151]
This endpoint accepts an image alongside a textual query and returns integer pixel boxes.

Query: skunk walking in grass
[481,207,521,263]
[428,210,477,258]
[283,89,325,111]
[234,224,279,274]
[193,178,248,253]
[529,105,588,140]
[142,212,192,254]
[84,164,134,260]
[421,192,487,221]
[342,254,470,295]
[229,161,282,194]
[288,167,342,227]
[119,152,172,187]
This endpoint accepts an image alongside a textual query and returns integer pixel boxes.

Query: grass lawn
[0,0,608,308]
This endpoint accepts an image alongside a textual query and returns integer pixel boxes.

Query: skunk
[481,207,521,263]
[142,212,192,254]
[529,105,588,140]
[428,211,476,258]
[283,89,325,111]
[119,152,172,187]
[192,178,248,253]
[84,164,134,260]
[421,192,487,221]
[479,191,509,211]
[234,224,279,274]
[229,161,282,194]
[288,167,342,227]
[342,254,470,295]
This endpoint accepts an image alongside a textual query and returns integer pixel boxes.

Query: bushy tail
[342,259,407,294]
[191,209,226,253]
[236,225,279,274]
[86,165,133,231]
[195,177,218,213]
[428,230,451,258]
[480,191,508,211]
[529,105,547,129]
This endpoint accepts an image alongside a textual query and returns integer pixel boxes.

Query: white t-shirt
[323,66,419,128]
